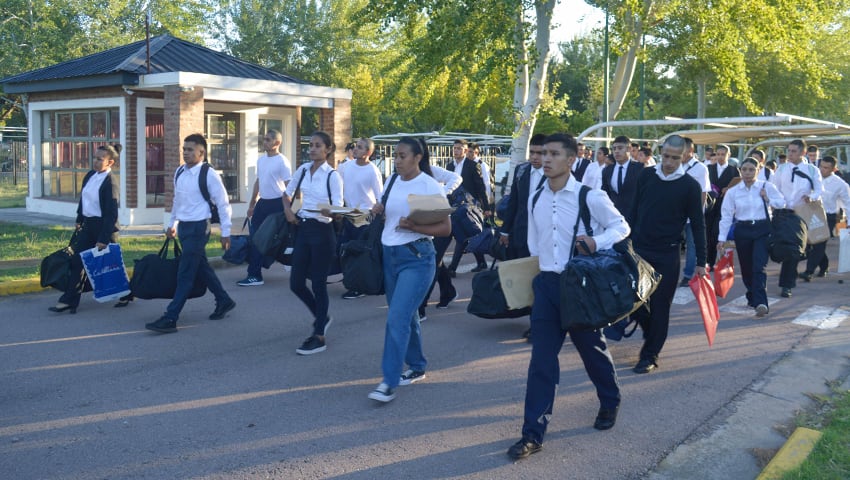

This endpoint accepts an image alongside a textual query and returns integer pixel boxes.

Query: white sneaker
[755,304,769,317]
[368,383,396,402]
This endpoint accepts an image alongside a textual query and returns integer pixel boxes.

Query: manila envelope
[498,256,540,310]
[406,194,455,225]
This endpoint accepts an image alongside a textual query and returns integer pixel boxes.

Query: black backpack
[175,162,220,224]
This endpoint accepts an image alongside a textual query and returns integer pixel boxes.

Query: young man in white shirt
[680,137,711,286]
[239,129,292,286]
[507,133,629,460]
[800,155,849,280]
[340,138,384,299]
[146,134,235,333]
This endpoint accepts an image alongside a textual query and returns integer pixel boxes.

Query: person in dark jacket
[705,144,741,267]
[48,144,121,314]
[601,135,645,217]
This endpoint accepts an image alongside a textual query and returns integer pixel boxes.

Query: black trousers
[631,245,681,363]
[420,235,456,309]
[734,220,771,307]
[804,213,838,274]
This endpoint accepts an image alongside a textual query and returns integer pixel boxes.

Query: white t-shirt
[342,161,384,210]
[381,172,445,246]
[581,161,604,190]
[257,153,292,199]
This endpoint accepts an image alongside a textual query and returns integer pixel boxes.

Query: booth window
[206,113,239,202]
[41,109,120,200]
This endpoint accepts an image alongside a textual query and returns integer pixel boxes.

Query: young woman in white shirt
[283,131,344,355]
[367,137,451,403]
[49,144,121,314]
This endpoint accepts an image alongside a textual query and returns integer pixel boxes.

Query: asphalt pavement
[1,209,849,479]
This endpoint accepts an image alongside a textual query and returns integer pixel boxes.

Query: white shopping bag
[80,243,131,303]
[839,229,850,273]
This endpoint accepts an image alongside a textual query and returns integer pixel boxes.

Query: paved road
[1,244,848,479]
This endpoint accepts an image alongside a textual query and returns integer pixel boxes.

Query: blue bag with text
[80,243,131,303]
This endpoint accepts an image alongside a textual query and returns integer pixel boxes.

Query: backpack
[175,162,220,224]
[556,185,662,331]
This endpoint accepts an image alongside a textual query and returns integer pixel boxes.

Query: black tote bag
[129,238,207,300]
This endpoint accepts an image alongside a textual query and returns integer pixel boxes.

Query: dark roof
[1,35,310,91]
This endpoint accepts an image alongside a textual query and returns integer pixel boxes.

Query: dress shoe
[449,269,457,278]
[209,299,236,320]
[146,317,177,334]
[781,288,792,298]
[593,407,618,430]
[817,269,828,278]
[798,272,813,282]
[633,358,657,374]
[678,277,691,288]
[48,303,76,314]
[507,438,542,460]
[471,263,488,273]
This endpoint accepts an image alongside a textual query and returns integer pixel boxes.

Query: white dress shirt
[529,166,545,192]
[770,161,823,209]
[684,157,711,193]
[169,163,233,237]
[475,157,493,201]
[581,161,604,190]
[718,180,786,242]
[257,153,292,199]
[381,172,445,246]
[342,161,383,210]
[285,162,344,223]
[821,174,850,214]
[81,169,110,218]
[528,175,630,273]
[430,165,462,195]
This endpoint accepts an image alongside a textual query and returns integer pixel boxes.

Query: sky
[550,0,605,47]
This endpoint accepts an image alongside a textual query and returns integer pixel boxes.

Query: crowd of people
[47,129,849,462]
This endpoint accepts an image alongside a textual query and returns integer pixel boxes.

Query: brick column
[319,98,351,168]
[124,96,138,208]
[163,85,204,211]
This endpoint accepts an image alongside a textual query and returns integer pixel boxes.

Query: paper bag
[839,229,850,273]
[407,194,455,225]
[794,199,829,244]
[689,274,720,346]
[713,249,735,298]
[497,256,540,310]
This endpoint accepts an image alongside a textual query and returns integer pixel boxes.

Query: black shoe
[448,269,457,278]
[471,263,487,273]
[342,290,365,299]
[633,358,657,374]
[436,289,458,309]
[798,272,813,282]
[48,303,76,314]
[146,317,177,334]
[296,335,326,355]
[114,294,133,308]
[781,288,792,298]
[817,269,828,278]
[593,407,618,430]
[209,299,236,320]
[679,277,691,288]
[507,438,542,460]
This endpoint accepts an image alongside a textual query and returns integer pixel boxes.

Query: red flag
[690,274,720,346]
[713,249,735,298]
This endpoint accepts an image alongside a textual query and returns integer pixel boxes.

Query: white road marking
[792,305,850,329]
[719,295,781,315]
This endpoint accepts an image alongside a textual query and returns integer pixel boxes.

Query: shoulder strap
[290,167,308,206]
[380,173,399,206]
[531,184,545,213]
[174,165,185,183]
[198,163,211,202]
[568,185,593,260]
[794,167,815,191]
[326,169,337,204]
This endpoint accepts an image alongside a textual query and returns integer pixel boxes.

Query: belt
[405,237,431,256]
[736,219,769,225]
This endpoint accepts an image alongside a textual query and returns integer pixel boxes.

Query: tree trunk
[509,0,554,178]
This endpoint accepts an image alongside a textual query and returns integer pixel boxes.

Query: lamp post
[603,1,610,130]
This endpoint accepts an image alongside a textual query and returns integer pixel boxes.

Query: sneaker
[146,317,177,334]
[418,307,427,322]
[755,304,769,317]
[471,263,487,273]
[368,383,395,402]
[237,276,264,286]
[781,288,792,298]
[342,290,365,299]
[399,370,426,386]
[209,299,236,320]
[436,289,458,309]
[296,335,326,355]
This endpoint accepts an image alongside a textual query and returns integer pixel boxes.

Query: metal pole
[638,33,646,139]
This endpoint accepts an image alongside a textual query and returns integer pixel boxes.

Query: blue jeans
[289,219,336,336]
[682,223,696,279]
[522,272,620,444]
[380,239,436,388]
[247,198,283,278]
[165,220,230,320]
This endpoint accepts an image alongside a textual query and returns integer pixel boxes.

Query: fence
[0,141,28,186]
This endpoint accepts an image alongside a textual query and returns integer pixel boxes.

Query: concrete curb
[0,256,235,297]
[756,427,822,480]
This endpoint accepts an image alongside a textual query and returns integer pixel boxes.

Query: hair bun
[112,143,123,155]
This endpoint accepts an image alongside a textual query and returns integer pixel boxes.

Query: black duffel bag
[129,238,206,300]
[768,208,807,263]
[40,229,92,292]
[467,260,532,319]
